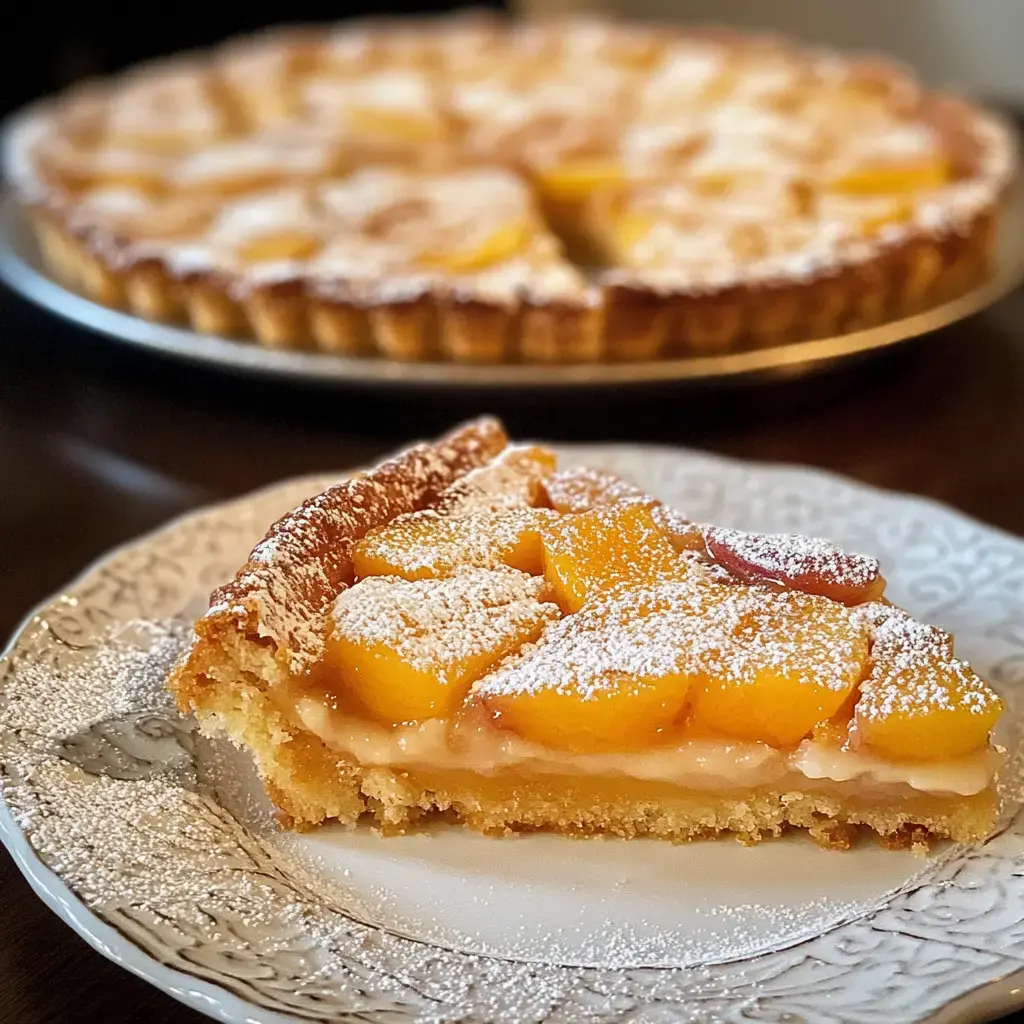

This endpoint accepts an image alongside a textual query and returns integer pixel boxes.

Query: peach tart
[6,14,1016,365]
[170,418,1004,849]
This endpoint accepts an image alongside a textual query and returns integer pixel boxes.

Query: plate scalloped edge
[4,446,1024,1024]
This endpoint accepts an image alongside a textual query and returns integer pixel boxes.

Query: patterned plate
[4,444,1024,1024]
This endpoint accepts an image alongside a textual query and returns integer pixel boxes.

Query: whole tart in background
[3,14,1017,365]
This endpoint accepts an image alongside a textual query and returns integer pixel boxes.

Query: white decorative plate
[4,444,1024,1024]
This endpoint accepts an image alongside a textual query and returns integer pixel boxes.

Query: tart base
[26,203,998,364]
[182,631,996,848]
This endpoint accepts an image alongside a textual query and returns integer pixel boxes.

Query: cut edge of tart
[5,15,1018,365]
[170,418,1005,849]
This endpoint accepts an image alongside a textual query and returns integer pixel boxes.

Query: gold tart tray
[1,190,1022,390]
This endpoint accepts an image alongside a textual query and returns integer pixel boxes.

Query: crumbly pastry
[5,15,1017,364]
[170,418,1004,848]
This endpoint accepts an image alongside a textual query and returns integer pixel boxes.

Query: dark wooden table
[4,282,1024,1023]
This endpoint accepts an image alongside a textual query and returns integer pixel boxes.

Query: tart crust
[170,418,1001,846]
[6,18,1017,364]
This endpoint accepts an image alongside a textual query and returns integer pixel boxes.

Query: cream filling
[295,699,997,797]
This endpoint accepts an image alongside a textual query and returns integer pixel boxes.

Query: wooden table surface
[4,281,1024,1023]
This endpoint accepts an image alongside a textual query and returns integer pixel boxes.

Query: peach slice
[473,584,707,752]
[687,587,871,747]
[535,160,625,201]
[542,466,649,514]
[325,568,559,725]
[439,445,557,514]
[353,446,557,580]
[609,212,656,256]
[346,107,445,142]
[353,507,556,581]
[478,578,869,751]
[703,527,886,605]
[419,222,531,272]
[541,467,704,553]
[538,501,686,614]
[829,159,949,195]
[853,605,1002,760]
[237,231,322,262]
[811,689,859,747]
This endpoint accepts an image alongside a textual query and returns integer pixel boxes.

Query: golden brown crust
[170,416,507,707]
[20,192,1005,362]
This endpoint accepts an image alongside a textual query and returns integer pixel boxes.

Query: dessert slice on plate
[171,418,1004,848]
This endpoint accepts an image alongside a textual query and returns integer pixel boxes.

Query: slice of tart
[170,418,1004,848]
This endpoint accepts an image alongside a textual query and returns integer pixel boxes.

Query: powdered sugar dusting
[853,602,1002,722]
[440,445,554,514]
[330,569,558,679]
[705,527,879,589]
[543,466,649,513]
[1,444,1023,1023]
[354,445,555,579]
[0,617,190,739]
[356,506,556,579]
[474,577,868,702]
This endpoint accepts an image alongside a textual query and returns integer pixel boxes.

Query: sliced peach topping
[541,467,705,553]
[237,231,322,262]
[475,578,869,752]
[353,506,555,580]
[473,583,709,752]
[419,221,531,272]
[686,586,871,747]
[811,689,859,747]
[346,107,445,142]
[439,445,557,514]
[535,160,625,201]
[829,159,949,195]
[608,212,656,257]
[537,501,687,614]
[703,527,886,605]
[542,466,649,514]
[325,568,559,725]
[353,446,557,580]
[852,605,1002,760]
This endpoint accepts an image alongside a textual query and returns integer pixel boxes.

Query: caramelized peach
[354,507,556,580]
[542,467,704,555]
[326,569,559,725]
[473,586,705,752]
[703,527,885,605]
[687,588,871,747]
[542,466,648,514]
[443,445,557,513]
[829,159,949,195]
[853,607,1002,760]
[420,221,531,271]
[353,446,557,579]
[538,501,685,613]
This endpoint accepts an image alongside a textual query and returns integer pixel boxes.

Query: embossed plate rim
[0,477,336,1024]
[4,445,1024,1023]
